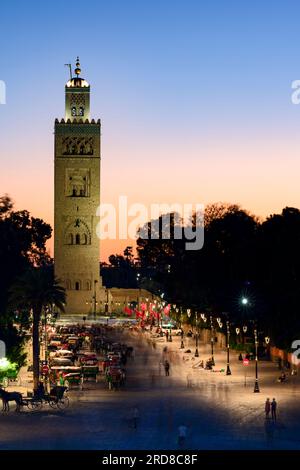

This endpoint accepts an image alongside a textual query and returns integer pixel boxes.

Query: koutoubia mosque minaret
[54,57,104,315]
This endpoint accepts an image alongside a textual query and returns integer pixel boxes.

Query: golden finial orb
[75,56,81,76]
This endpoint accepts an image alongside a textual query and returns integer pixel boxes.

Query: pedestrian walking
[271,398,277,421]
[164,360,170,376]
[265,398,271,419]
[106,373,113,390]
[177,424,187,447]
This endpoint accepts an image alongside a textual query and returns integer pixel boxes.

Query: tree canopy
[0,195,52,366]
[135,203,300,349]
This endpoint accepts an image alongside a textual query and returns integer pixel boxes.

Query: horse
[0,387,23,412]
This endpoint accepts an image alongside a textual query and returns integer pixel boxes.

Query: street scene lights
[210,316,215,365]
[254,328,260,393]
[226,320,231,375]
[241,297,248,305]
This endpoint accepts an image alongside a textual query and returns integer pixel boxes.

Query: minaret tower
[54,58,102,315]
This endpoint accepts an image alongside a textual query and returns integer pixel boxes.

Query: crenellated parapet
[55,119,101,138]
[55,118,100,124]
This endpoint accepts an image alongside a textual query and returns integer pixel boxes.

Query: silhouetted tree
[9,266,65,392]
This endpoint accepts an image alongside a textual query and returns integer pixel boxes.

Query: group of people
[265,398,277,420]
[105,367,126,391]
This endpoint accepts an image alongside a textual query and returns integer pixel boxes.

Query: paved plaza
[1,324,300,450]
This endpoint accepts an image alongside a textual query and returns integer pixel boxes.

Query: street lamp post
[254,329,260,393]
[180,329,185,349]
[44,307,48,362]
[168,306,173,342]
[226,320,231,375]
[179,311,185,349]
[242,325,248,344]
[195,312,199,357]
[187,309,193,352]
[93,280,98,320]
[210,315,215,365]
[265,336,270,359]
[105,288,109,314]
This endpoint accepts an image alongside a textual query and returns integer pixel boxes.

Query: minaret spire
[75,57,81,77]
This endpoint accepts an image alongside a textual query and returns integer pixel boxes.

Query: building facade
[54,58,104,315]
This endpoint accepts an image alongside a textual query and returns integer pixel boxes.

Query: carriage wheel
[49,399,58,409]
[28,400,42,411]
[57,396,69,410]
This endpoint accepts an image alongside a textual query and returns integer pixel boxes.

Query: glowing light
[0,358,10,369]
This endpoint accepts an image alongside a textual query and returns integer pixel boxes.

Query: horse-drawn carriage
[50,365,82,389]
[0,384,69,412]
[81,365,99,383]
[21,385,69,411]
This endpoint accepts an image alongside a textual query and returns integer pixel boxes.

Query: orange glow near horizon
[5,136,300,262]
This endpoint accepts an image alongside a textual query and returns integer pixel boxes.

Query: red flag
[164,304,171,315]
[124,306,132,316]
[135,309,144,319]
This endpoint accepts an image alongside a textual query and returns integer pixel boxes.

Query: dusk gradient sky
[1,1,300,260]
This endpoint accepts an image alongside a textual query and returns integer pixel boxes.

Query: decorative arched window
[86,280,91,291]
[64,220,91,246]
[79,107,84,116]
[71,106,77,116]
[75,281,80,291]
[66,280,71,290]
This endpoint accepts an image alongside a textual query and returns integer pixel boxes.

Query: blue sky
[1,1,300,259]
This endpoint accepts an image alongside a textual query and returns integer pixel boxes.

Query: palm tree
[9,266,65,392]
